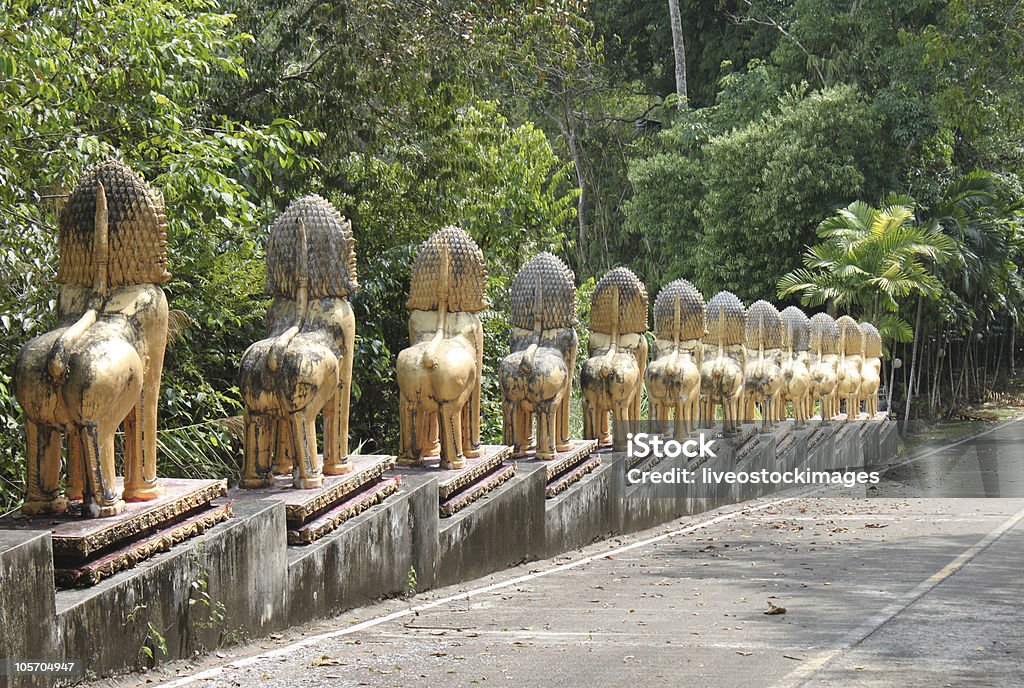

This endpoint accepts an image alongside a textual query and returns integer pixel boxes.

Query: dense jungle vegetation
[1,0,1022,509]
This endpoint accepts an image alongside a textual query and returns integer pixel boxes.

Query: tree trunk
[668,0,688,108]
[545,95,588,270]
[885,341,897,412]
[1011,317,1016,377]
[902,295,923,432]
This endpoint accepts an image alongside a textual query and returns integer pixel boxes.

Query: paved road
[105,420,1024,688]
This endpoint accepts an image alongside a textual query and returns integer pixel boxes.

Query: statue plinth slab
[55,501,232,588]
[232,454,397,545]
[518,439,600,497]
[397,444,516,517]
[288,475,400,545]
[773,423,796,454]
[0,478,230,587]
[734,423,762,460]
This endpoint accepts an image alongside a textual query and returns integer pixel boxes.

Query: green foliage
[928,171,1024,332]
[338,101,577,453]
[1,0,1023,502]
[0,0,318,508]
[591,0,777,108]
[777,197,957,341]
[625,81,887,303]
[405,566,418,598]
[697,84,888,302]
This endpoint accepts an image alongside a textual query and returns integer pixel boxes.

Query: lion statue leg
[22,421,68,516]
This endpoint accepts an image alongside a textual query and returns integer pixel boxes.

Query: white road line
[772,505,1024,688]
[151,497,795,688]
[880,415,1022,474]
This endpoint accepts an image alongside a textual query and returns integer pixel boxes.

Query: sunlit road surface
[103,420,1024,688]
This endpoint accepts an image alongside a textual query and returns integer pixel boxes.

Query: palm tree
[777,196,957,343]
[932,171,1024,327]
[927,171,1024,406]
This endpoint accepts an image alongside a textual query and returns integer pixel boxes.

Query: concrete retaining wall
[0,419,897,686]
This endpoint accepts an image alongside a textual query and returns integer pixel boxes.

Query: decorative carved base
[518,439,600,497]
[545,454,600,498]
[773,425,796,455]
[55,502,232,588]
[232,454,397,545]
[397,444,516,517]
[288,476,400,545]
[0,478,231,588]
[440,464,517,517]
[733,423,761,460]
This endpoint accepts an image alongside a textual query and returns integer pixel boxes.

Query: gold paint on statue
[808,313,840,422]
[700,292,746,435]
[240,195,358,489]
[646,279,705,438]
[779,306,812,428]
[743,300,785,432]
[581,268,648,450]
[499,253,578,459]
[15,161,170,517]
[835,315,864,420]
[397,227,486,469]
[859,322,883,417]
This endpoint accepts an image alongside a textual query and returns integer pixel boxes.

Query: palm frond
[167,309,196,343]
[876,313,914,343]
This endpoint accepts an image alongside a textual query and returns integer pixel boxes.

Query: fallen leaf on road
[736,651,753,657]
[313,656,345,667]
[864,523,888,529]
[764,601,787,615]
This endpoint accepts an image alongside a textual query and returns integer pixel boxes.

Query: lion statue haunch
[700,291,745,436]
[15,160,170,517]
[743,300,785,432]
[397,227,487,469]
[779,306,812,428]
[859,322,883,418]
[239,195,358,489]
[499,253,578,459]
[835,315,864,420]
[808,313,840,422]
[581,267,648,450]
[646,279,706,438]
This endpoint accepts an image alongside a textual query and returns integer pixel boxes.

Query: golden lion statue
[581,268,648,450]
[397,227,486,469]
[700,292,746,436]
[499,253,578,459]
[835,315,864,421]
[808,313,840,423]
[858,322,883,418]
[646,279,705,438]
[15,161,170,517]
[239,195,358,488]
[743,300,785,432]
[779,306,812,428]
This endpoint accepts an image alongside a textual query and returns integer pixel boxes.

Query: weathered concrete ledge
[0,419,897,686]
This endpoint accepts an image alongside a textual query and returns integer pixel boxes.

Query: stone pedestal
[518,439,600,498]
[0,478,230,588]
[397,444,515,517]
[232,454,398,545]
